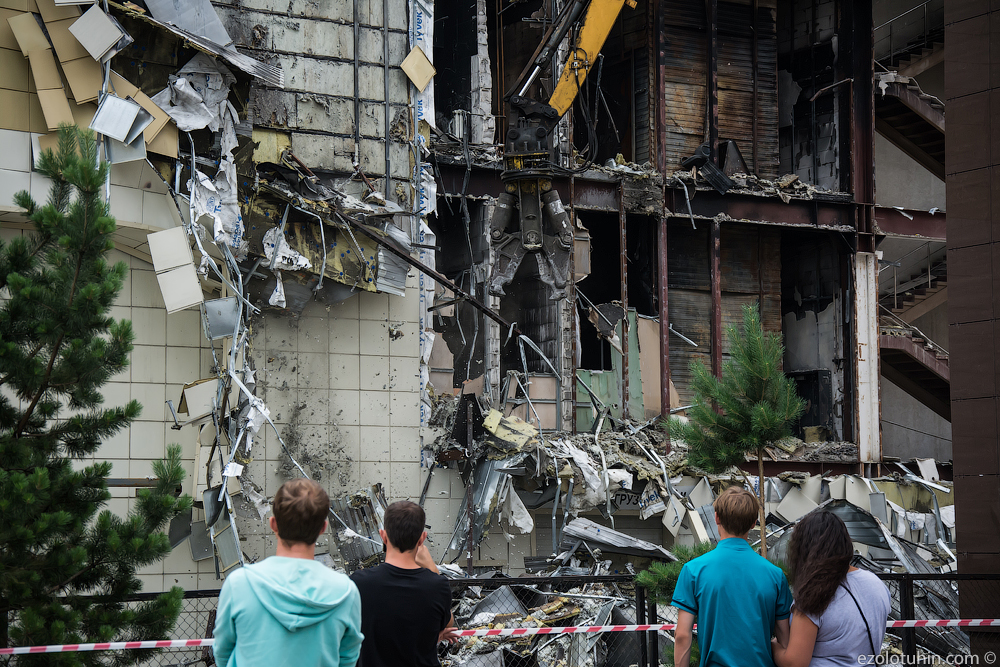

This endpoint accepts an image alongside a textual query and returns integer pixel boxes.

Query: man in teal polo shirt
[671,486,792,667]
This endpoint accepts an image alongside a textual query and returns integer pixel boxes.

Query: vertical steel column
[619,183,630,417]
[710,220,722,377]
[656,0,671,425]
[659,208,671,419]
[569,175,578,433]
[706,0,719,161]
[647,597,659,667]
[636,585,648,667]
[383,0,392,190]
[847,1,876,253]
[465,401,475,575]
[900,576,917,657]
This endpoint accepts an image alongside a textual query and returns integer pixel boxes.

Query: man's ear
[269,515,279,535]
[379,528,388,545]
[715,512,722,527]
[416,530,427,548]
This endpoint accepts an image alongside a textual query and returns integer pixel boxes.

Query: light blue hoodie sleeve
[338,583,364,667]
[213,573,239,667]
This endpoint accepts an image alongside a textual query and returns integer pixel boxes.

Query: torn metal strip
[112,2,284,87]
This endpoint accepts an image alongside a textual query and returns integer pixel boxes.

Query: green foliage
[668,303,806,472]
[0,124,192,664]
[636,541,715,606]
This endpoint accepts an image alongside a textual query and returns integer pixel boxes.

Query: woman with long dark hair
[771,511,891,667]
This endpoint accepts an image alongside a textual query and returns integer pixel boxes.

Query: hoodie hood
[242,557,356,632]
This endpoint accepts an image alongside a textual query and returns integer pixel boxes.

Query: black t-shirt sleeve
[437,576,453,631]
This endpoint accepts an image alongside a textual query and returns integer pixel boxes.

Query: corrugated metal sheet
[667,223,781,405]
[661,1,778,177]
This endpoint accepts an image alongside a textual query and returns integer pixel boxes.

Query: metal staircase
[879,308,950,421]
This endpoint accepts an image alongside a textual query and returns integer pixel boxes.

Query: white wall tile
[389,426,420,462]
[389,391,420,427]
[330,424,360,461]
[329,353,360,389]
[98,427,130,459]
[358,291,388,320]
[165,346,201,384]
[296,316,329,354]
[359,460,390,489]
[108,185,143,224]
[166,309,202,347]
[0,169,30,208]
[389,460,420,500]
[131,306,166,346]
[0,129,31,172]
[28,174,52,201]
[359,319,389,355]
[389,358,420,392]
[131,382,166,421]
[131,345,166,383]
[360,354,390,391]
[132,269,166,309]
[129,421,165,459]
[388,291,419,323]
[297,351,329,389]
[142,191,177,229]
[359,390,389,426]
[388,321,420,358]
[359,425,390,462]
[329,315,360,354]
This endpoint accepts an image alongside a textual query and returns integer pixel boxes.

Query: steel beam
[710,220,722,377]
[619,184,630,418]
[874,206,946,240]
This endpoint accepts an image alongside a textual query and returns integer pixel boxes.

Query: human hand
[439,626,462,644]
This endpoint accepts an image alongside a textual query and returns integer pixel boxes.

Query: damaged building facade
[0,0,965,593]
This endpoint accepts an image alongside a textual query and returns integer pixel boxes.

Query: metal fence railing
[6,573,1000,666]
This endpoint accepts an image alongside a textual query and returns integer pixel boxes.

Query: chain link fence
[5,573,1000,666]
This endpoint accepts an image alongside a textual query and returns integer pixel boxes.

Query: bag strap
[840,581,875,656]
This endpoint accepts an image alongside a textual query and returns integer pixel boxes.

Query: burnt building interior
[425,0,949,473]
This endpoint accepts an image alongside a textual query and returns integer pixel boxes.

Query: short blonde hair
[713,486,759,536]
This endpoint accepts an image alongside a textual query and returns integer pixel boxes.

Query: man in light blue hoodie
[213,479,363,667]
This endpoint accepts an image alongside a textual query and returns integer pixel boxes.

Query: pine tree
[0,124,192,665]
[668,303,805,558]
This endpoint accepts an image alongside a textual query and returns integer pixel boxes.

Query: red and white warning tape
[2,620,997,654]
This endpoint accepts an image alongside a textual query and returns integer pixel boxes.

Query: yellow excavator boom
[548,0,634,117]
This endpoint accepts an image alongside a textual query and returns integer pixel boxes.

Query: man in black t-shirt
[351,501,457,667]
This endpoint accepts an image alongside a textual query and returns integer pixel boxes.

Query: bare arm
[415,543,440,573]
[771,610,818,667]
[439,613,461,644]
[774,616,790,649]
[674,610,695,667]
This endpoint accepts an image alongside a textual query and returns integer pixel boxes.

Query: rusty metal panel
[717,2,779,178]
[662,12,707,170]
[666,223,710,290]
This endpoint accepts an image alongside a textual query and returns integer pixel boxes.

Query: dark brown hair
[383,500,425,552]
[714,486,759,536]
[787,511,853,616]
[273,479,330,545]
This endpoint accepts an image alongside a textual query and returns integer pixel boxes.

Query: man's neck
[717,530,749,541]
[275,540,317,560]
[384,548,421,569]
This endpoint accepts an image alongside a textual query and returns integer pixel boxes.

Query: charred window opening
[776,0,856,191]
[429,201,491,389]
[433,0,478,129]
[499,261,561,374]
[780,230,849,440]
[575,212,622,371]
